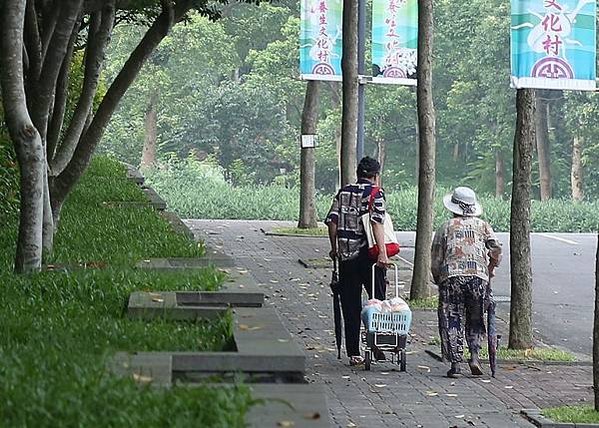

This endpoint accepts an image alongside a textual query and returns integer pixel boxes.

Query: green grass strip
[464,347,575,362]
[0,156,251,427]
[543,405,599,423]
[271,226,328,236]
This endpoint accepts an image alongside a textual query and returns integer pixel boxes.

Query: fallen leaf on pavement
[132,373,153,383]
[238,324,262,331]
[277,421,295,427]
[303,413,320,420]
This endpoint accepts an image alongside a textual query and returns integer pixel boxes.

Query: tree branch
[52,0,193,207]
[50,2,115,175]
[24,0,43,83]
[46,17,80,160]
[40,4,59,64]
[29,0,83,141]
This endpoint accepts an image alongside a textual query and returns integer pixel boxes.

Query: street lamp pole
[357,0,366,160]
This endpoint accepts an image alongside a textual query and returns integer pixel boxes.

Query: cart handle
[371,262,402,300]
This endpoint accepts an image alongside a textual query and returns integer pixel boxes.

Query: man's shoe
[349,356,365,366]
[447,362,462,378]
[468,359,484,376]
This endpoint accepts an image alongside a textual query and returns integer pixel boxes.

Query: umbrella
[487,293,498,377]
[330,258,343,359]
[486,262,498,377]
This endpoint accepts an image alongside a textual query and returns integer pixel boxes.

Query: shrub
[146,159,599,232]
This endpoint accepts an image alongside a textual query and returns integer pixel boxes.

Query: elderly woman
[431,187,502,378]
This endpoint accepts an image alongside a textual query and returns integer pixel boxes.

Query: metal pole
[357,0,366,160]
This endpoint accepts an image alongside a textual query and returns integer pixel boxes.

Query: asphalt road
[396,232,597,358]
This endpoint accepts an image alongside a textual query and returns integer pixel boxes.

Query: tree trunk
[410,0,436,300]
[535,93,552,201]
[1,0,45,273]
[509,88,535,350]
[298,80,320,229]
[42,166,54,258]
[495,150,505,198]
[140,94,158,169]
[376,138,386,186]
[594,233,599,410]
[340,0,358,186]
[452,143,459,161]
[571,134,584,202]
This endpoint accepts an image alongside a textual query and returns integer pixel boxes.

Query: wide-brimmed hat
[443,186,482,217]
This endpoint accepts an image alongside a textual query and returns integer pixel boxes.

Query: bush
[0,156,251,427]
[146,158,599,232]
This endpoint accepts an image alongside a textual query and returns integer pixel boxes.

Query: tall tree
[298,80,320,229]
[495,150,505,198]
[140,94,158,169]
[535,91,552,200]
[410,0,436,300]
[0,0,44,273]
[340,0,358,186]
[509,88,535,350]
[571,134,584,201]
[594,234,599,410]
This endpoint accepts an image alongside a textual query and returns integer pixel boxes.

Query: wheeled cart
[361,263,412,371]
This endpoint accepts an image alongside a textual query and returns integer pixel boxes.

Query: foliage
[146,158,599,232]
[0,156,251,426]
[97,0,599,200]
[543,406,599,423]
[0,137,19,218]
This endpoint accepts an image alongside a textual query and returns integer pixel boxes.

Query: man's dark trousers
[339,247,387,357]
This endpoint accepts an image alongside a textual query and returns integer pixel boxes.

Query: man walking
[326,157,388,366]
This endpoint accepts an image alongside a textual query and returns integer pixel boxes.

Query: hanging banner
[511,0,596,91]
[300,0,343,81]
[372,0,418,85]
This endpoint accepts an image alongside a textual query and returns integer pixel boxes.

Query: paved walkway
[185,220,593,428]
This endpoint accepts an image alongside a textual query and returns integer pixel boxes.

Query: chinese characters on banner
[300,0,343,81]
[372,0,418,85]
[511,0,596,90]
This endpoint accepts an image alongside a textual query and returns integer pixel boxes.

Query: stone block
[247,384,331,427]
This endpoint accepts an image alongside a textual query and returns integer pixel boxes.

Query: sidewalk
[185,219,593,428]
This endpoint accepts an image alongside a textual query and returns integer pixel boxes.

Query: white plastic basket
[363,262,412,334]
[366,310,412,335]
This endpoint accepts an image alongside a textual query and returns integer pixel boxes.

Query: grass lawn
[271,226,328,236]
[544,405,599,423]
[407,296,439,309]
[463,346,575,362]
[0,157,251,427]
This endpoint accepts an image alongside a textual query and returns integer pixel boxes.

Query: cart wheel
[400,349,407,372]
[364,351,371,371]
